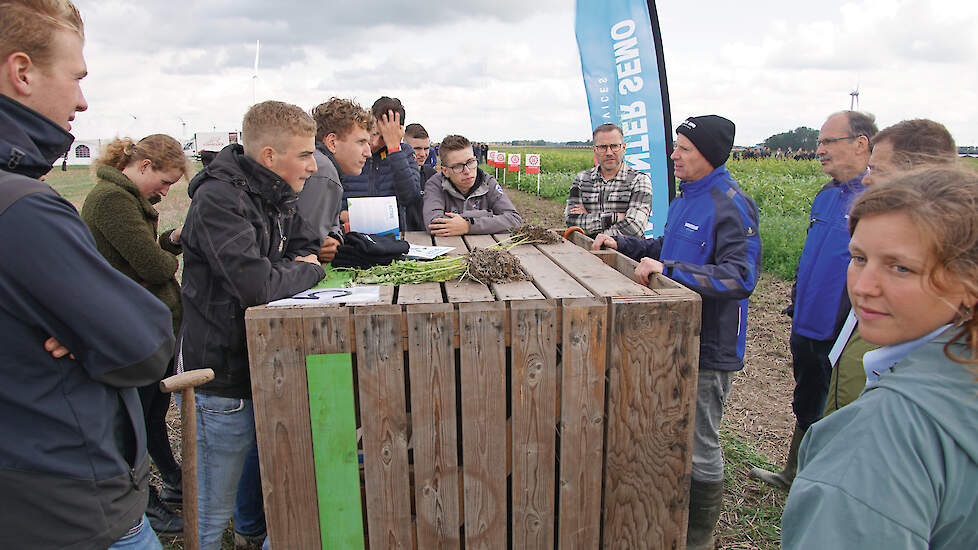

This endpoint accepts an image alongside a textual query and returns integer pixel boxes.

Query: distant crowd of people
[2,2,976,550]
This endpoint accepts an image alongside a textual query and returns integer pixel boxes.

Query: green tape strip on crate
[306,353,364,550]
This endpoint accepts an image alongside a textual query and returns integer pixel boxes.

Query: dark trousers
[789,332,835,430]
[137,358,181,480]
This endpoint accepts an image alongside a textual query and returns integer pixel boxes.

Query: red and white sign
[525,153,541,174]
[488,149,497,167]
[495,151,506,167]
[507,153,521,172]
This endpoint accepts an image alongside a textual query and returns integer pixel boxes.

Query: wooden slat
[406,304,462,549]
[603,296,701,549]
[399,232,444,305]
[245,309,322,549]
[536,240,654,298]
[435,235,495,303]
[465,234,544,301]
[567,229,685,290]
[556,298,607,550]
[510,300,557,549]
[458,302,508,549]
[353,305,413,549]
[306,354,365,550]
[501,240,592,299]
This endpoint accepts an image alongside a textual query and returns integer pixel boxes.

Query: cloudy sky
[69,0,978,147]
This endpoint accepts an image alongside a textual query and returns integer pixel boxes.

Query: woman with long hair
[781,166,978,548]
[81,134,190,535]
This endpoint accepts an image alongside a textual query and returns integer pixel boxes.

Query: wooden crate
[245,231,701,549]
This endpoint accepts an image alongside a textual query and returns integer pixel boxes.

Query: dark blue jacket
[340,142,422,231]
[615,165,761,371]
[788,173,866,341]
[0,94,174,549]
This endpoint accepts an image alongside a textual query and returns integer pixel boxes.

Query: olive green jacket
[81,165,182,336]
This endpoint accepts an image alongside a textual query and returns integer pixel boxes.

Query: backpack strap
[0,170,58,216]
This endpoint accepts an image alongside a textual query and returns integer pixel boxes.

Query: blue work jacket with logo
[615,164,762,371]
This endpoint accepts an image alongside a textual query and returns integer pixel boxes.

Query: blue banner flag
[575,0,674,238]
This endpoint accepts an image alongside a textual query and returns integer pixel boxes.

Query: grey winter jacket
[423,169,522,234]
[297,142,344,241]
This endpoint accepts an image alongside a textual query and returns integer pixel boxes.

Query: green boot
[686,479,723,550]
[749,424,805,490]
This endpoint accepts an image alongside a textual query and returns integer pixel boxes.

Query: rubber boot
[686,479,723,550]
[145,484,183,534]
[749,424,805,490]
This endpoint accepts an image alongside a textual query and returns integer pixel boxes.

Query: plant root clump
[463,247,529,285]
[509,223,562,244]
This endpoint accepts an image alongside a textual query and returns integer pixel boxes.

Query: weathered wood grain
[501,239,592,299]
[458,302,508,549]
[353,305,413,549]
[536,239,654,298]
[406,304,461,549]
[603,296,701,550]
[556,298,607,550]
[510,300,558,549]
[399,232,444,305]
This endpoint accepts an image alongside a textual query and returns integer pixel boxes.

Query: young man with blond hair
[300,97,373,263]
[424,134,521,236]
[1,1,176,548]
[180,100,325,550]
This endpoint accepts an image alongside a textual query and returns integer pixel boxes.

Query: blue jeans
[108,515,162,550]
[234,443,267,536]
[195,393,257,550]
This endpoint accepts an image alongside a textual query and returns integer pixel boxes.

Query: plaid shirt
[564,162,652,237]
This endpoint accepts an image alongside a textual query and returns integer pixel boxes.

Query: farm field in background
[487,146,826,279]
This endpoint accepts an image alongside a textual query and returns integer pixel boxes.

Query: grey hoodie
[782,330,978,549]
[423,168,522,234]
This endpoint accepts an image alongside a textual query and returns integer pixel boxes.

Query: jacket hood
[188,143,299,214]
[872,330,978,464]
[0,94,74,179]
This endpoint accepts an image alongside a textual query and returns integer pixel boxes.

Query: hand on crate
[318,236,340,263]
[294,253,320,265]
[591,233,617,251]
[635,257,664,286]
[428,212,470,237]
[43,336,74,359]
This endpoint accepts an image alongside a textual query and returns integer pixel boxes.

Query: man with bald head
[750,111,877,491]
[594,115,761,550]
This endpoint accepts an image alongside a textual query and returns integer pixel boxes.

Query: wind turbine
[177,116,187,137]
[252,40,260,105]
[849,83,860,111]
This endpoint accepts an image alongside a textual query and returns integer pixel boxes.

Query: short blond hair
[242,100,316,157]
[0,0,84,69]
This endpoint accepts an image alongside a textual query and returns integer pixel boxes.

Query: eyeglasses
[446,158,478,174]
[593,143,624,153]
[816,135,858,147]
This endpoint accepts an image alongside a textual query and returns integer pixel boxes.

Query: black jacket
[180,144,324,398]
[0,95,174,549]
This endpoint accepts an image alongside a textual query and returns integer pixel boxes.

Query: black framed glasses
[446,158,478,174]
[593,143,624,152]
[816,135,857,147]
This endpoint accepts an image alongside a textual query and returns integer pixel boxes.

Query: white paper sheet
[405,244,454,260]
[266,286,381,307]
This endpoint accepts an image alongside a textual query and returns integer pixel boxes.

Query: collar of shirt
[863,324,952,388]
[596,162,626,184]
[837,169,868,195]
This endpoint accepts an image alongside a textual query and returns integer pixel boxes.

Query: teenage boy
[340,96,423,231]
[424,134,522,236]
[300,97,373,263]
[179,100,325,550]
[1,1,175,548]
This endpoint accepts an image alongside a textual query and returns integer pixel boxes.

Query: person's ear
[3,52,34,96]
[139,159,152,174]
[260,145,276,169]
[324,133,337,154]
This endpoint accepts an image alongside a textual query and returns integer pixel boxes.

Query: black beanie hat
[676,115,736,169]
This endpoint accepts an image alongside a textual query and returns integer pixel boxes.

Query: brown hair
[404,123,428,140]
[95,134,189,178]
[872,119,957,169]
[0,0,84,69]
[592,123,624,139]
[371,96,405,123]
[848,166,978,366]
[242,100,315,157]
[311,97,373,142]
[437,135,471,162]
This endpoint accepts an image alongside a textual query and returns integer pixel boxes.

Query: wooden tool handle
[563,226,584,240]
[159,368,215,393]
